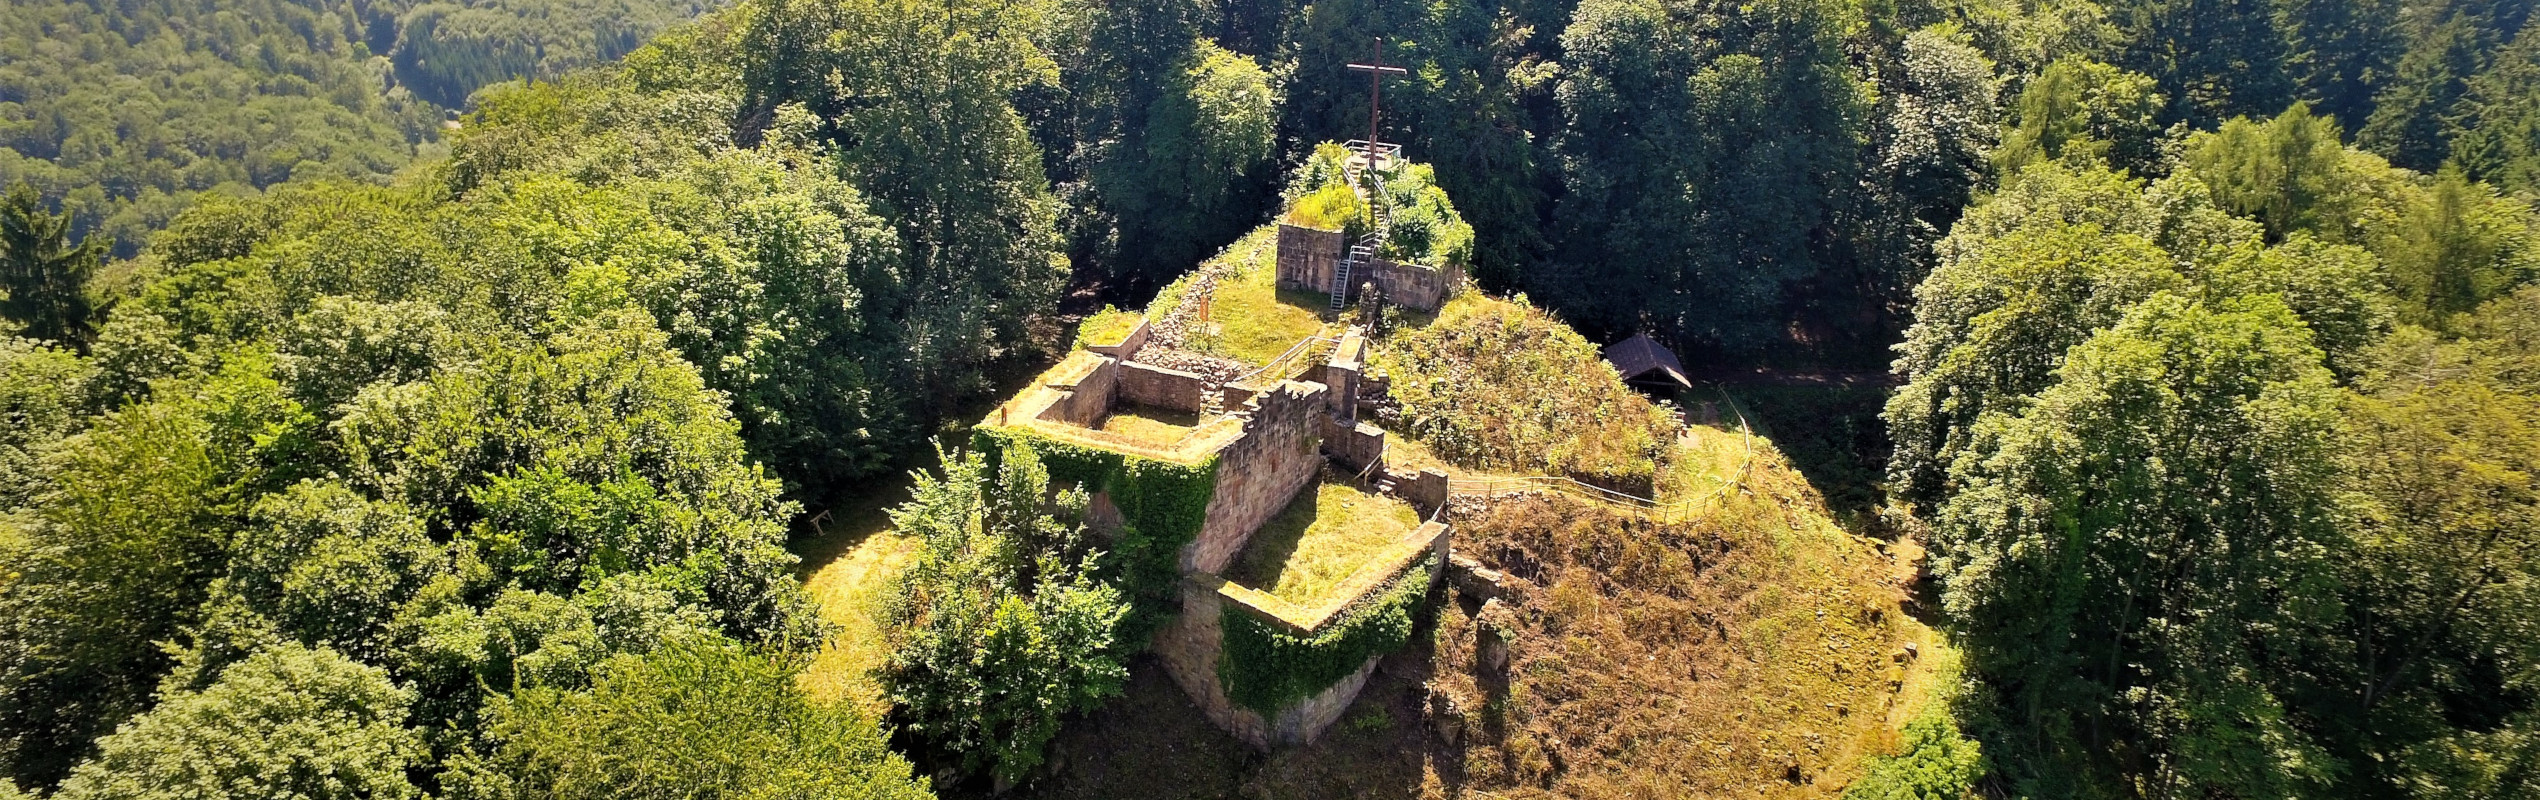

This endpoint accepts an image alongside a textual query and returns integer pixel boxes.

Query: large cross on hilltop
[1347,38,1409,182]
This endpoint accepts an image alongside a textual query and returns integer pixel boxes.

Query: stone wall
[1275,224,1346,295]
[1084,317,1152,361]
[1155,587,1390,750]
[1160,520,1452,748]
[1273,223,1459,312]
[1184,380,1327,574]
[1386,467,1449,520]
[1323,417,1386,474]
[1321,328,1364,422]
[1367,258,1455,311]
[1117,360,1205,413]
[1035,354,1117,427]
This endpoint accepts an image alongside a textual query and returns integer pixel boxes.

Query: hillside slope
[985,425,1955,799]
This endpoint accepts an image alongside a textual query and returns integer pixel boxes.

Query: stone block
[1117,360,1205,413]
[1185,381,1327,574]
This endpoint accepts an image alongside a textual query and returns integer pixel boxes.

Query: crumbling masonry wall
[1274,224,1458,312]
[1183,380,1328,574]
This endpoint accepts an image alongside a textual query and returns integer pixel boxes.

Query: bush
[52,644,424,800]
[1842,710,1985,800]
[456,636,931,800]
[879,444,1130,784]
[970,426,1218,637]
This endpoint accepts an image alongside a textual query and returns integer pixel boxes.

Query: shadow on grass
[1714,384,1893,521]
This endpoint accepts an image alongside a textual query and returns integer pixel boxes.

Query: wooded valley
[2,0,2537,796]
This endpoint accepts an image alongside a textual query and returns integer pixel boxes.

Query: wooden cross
[1347,38,1409,172]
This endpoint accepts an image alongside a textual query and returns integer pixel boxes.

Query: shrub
[879,444,1130,784]
[456,636,931,800]
[970,426,1218,638]
[1842,710,1985,800]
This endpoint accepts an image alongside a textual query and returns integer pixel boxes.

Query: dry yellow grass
[997,435,1961,800]
[1223,481,1422,606]
[1094,407,1202,446]
[1419,442,1945,799]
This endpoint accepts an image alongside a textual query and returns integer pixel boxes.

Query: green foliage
[970,425,1219,633]
[1843,709,1985,800]
[2109,0,2294,125]
[1,310,823,786]
[2197,234,2395,372]
[0,338,92,509]
[1073,37,1280,287]
[2356,2,2517,172]
[390,0,708,108]
[0,354,308,785]
[732,0,1066,390]
[880,445,1129,784]
[1374,164,1477,267]
[0,0,706,257]
[1545,0,1872,354]
[2321,297,2540,796]
[2185,103,2362,241]
[1994,58,2167,177]
[1282,183,1368,233]
[0,183,105,346]
[1933,293,2348,798]
[455,636,933,800]
[50,644,423,800]
[2375,168,2540,327]
[1218,555,1434,714]
[2447,21,2540,196]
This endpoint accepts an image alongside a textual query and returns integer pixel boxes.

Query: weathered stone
[1272,223,1461,312]
[1117,360,1206,413]
[1447,552,1507,601]
[1185,381,1327,574]
[1476,598,1517,675]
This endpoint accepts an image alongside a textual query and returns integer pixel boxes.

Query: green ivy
[971,425,1219,641]
[1218,555,1436,715]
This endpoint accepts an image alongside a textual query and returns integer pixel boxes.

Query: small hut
[1602,333,1691,392]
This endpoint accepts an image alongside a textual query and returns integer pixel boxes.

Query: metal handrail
[1225,334,1339,388]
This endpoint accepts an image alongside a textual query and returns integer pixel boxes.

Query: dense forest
[2,0,2538,795]
[0,0,709,256]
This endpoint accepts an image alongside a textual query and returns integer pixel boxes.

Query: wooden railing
[1445,388,1759,525]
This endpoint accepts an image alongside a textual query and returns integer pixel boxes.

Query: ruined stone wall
[1084,317,1152,361]
[1035,354,1117,427]
[1272,223,1457,312]
[1276,224,1345,294]
[1154,583,1394,750]
[1184,381,1327,574]
[1321,328,1364,421]
[1323,417,1386,474]
[1367,259,1455,311]
[1385,467,1450,520]
[1118,360,1205,413]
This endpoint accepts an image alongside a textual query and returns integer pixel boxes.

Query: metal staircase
[1333,140,1398,312]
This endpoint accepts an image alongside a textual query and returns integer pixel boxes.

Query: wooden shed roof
[1602,333,1691,389]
